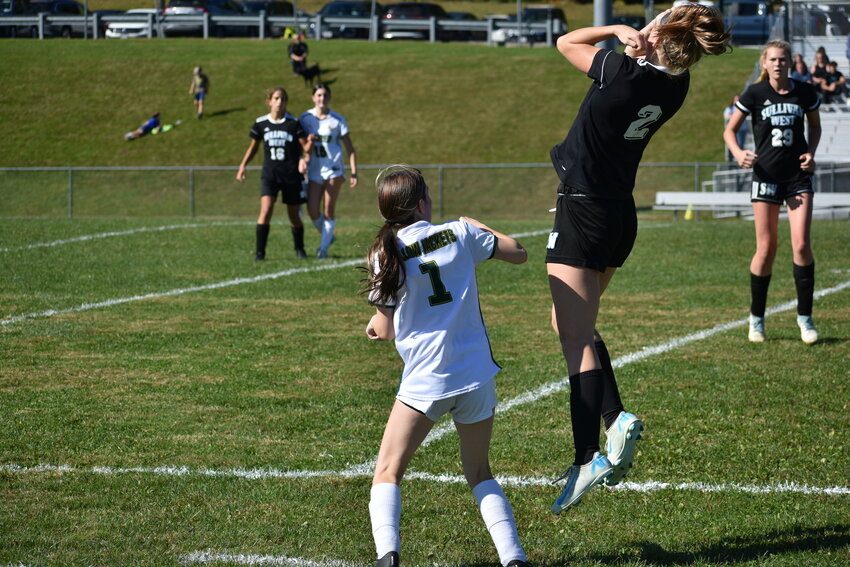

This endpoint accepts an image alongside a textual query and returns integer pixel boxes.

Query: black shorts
[750,175,814,205]
[545,184,637,272]
[260,177,306,205]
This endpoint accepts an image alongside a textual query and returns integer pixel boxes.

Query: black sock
[291,226,305,250]
[569,369,604,466]
[256,223,270,256]
[595,339,624,431]
[793,262,815,316]
[750,272,772,317]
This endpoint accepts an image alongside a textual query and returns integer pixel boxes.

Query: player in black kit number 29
[724,40,822,345]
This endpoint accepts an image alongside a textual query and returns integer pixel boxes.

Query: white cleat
[604,411,644,486]
[797,315,818,345]
[748,314,766,343]
[551,452,612,515]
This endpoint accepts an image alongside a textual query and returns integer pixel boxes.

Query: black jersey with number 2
[550,50,690,200]
[249,112,307,184]
[736,79,820,184]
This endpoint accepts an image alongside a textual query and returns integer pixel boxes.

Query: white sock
[321,218,336,250]
[473,479,526,566]
[311,213,324,233]
[369,482,401,559]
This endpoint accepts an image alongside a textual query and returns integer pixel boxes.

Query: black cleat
[254,252,265,262]
[375,551,399,567]
[295,248,307,259]
[507,561,530,567]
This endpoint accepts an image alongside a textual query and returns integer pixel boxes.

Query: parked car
[22,0,86,38]
[162,0,249,37]
[105,8,157,38]
[611,14,645,31]
[93,9,125,36]
[446,11,484,41]
[490,5,566,45]
[239,0,293,36]
[381,2,451,41]
[309,0,378,39]
[723,0,775,45]
[790,4,850,37]
[0,0,33,37]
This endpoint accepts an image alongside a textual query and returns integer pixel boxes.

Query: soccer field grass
[1,215,849,566]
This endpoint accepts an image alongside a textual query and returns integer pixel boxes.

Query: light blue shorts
[396,380,497,424]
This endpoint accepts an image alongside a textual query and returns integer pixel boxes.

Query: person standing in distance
[362,166,529,567]
[287,33,309,77]
[545,5,730,515]
[237,87,313,261]
[188,66,209,119]
[724,40,822,345]
[300,83,358,259]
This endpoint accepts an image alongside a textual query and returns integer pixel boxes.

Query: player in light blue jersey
[361,166,528,567]
[300,84,358,259]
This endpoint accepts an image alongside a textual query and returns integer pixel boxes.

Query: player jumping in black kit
[724,40,822,345]
[545,6,730,515]
[237,87,313,261]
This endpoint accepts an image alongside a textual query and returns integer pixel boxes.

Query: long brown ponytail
[656,4,731,74]
[360,166,429,306]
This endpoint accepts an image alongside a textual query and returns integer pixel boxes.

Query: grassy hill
[0,38,760,169]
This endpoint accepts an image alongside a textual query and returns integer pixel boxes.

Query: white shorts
[396,380,497,424]
[308,157,344,184]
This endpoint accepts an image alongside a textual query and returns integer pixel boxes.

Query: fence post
[189,168,195,218]
[438,165,444,218]
[68,168,73,218]
[694,162,700,192]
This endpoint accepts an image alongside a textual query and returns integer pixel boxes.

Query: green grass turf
[0,36,760,169]
[1,216,849,566]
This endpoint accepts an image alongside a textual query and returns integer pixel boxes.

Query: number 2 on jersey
[624,105,663,140]
[419,261,453,306]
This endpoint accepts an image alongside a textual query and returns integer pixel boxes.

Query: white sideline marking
[342,277,850,476]
[2,463,847,496]
[0,228,552,327]
[180,550,361,567]
[0,259,363,327]
[0,221,252,253]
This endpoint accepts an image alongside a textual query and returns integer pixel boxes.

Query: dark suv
[162,0,249,36]
[14,0,86,38]
[239,0,293,36]
[310,0,380,39]
[381,2,450,40]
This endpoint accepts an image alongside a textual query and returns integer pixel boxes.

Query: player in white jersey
[299,83,358,259]
[724,40,822,345]
[546,6,730,515]
[362,166,528,567]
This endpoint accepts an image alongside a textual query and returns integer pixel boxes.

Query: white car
[105,9,158,38]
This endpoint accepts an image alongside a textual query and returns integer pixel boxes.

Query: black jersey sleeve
[249,120,263,141]
[587,49,625,88]
[737,86,755,115]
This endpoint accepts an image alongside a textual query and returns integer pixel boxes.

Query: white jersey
[374,220,500,400]
[299,108,349,182]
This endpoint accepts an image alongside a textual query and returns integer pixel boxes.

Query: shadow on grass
[204,107,247,118]
[522,523,850,566]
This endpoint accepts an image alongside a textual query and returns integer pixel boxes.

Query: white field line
[1,228,554,327]
[179,551,361,567]
[0,259,363,327]
[341,277,850,477]
[0,221,252,253]
[3,278,849,494]
[2,462,847,496]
